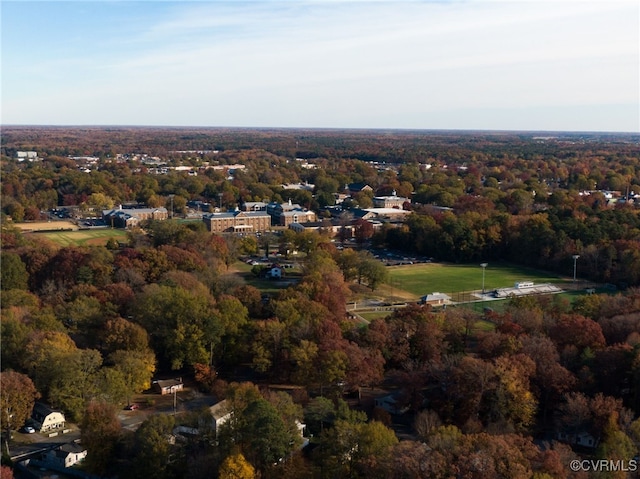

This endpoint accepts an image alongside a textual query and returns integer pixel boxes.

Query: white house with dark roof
[209,400,232,437]
[45,442,87,468]
[32,403,66,432]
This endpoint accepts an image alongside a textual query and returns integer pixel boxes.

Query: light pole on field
[572,255,580,290]
[480,263,488,295]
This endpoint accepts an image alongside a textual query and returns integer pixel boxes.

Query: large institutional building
[102,206,168,228]
[266,200,316,226]
[203,210,271,233]
[372,191,410,209]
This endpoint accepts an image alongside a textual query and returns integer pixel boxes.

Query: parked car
[124,404,139,410]
[22,426,35,434]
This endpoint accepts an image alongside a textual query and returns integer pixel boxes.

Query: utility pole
[4,409,13,457]
[171,386,177,415]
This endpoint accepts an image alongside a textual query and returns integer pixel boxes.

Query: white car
[23,426,35,434]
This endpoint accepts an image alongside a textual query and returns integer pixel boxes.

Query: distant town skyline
[2,1,638,132]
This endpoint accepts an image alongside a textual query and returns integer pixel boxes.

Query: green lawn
[35,229,128,247]
[472,319,497,332]
[358,311,394,322]
[231,260,302,294]
[388,262,566,297]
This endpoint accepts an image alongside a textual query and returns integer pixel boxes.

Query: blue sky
[2,1,638,132]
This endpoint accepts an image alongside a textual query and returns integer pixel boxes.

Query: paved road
[9,390,219,460]
[9,429,81,461]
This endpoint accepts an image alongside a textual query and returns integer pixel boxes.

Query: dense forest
[1,127,640,478]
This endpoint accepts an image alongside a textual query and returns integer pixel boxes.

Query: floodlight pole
[572,255,580,290]
[480,263,488,315]
[480,263,488,295]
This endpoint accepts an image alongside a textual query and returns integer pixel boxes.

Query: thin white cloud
[102,2,636,94]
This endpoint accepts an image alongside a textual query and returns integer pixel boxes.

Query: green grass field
[33,229,128,247]
[232,260,303,294]
[472,319,496,332]
[388,262,566,298]
[358,311,393,322]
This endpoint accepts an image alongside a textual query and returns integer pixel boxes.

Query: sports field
[14,220,78,231]
[388,262,566,298]
[30,229,128,247]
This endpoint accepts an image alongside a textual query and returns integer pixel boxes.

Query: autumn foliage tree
[80,400,122,476]
[0,466,15,479]
[219,452,256,479]
[0,371,39,436]
[549,314,606,353]
[0,252,28,291]
[132,283,220,369]
[218,383,302,474]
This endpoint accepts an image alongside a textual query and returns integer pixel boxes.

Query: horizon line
[2,124,639,136]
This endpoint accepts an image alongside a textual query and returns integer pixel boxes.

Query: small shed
[420,292,451,306]
[153,378,184,395]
